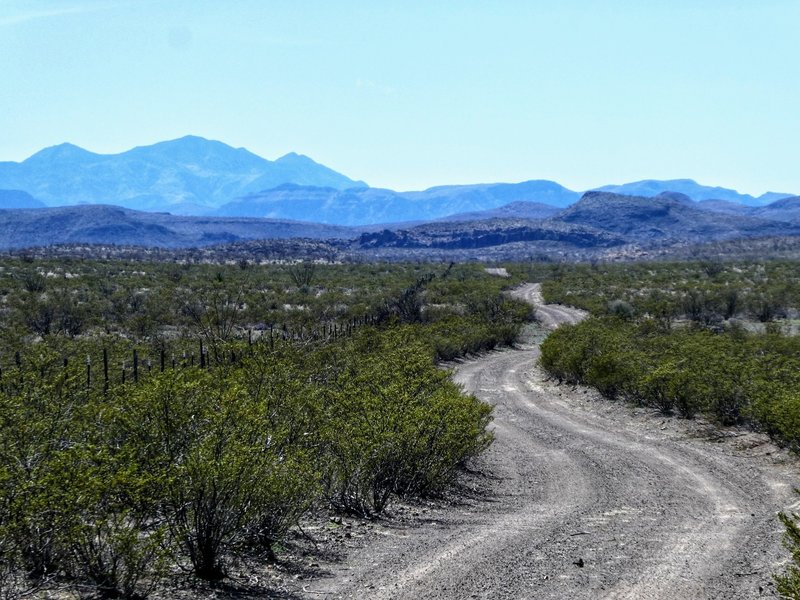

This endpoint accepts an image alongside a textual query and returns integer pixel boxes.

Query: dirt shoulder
[291,284,798,599]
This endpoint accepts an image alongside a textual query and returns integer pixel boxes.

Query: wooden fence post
[103,348,109,394]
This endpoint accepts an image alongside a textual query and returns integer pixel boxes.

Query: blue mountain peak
[25,142,95,164]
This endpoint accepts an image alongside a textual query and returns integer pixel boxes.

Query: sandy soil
[296,284,800,600]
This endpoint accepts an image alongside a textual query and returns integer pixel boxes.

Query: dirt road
[303,284,799,599]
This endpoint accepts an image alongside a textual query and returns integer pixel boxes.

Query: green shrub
[540,316,800,435]
[127,369,318,580]
[0,259,508,591]
[776,495,800,599]
[318,329,493,515]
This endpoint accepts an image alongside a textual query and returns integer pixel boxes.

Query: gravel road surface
[302,284,799,599]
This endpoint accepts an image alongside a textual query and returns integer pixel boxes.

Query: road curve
[305,284,799,599]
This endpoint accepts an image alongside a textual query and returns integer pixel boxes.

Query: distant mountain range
[0,189,45,209]
[0,137,795,225]
[0,205,357,249]
[216,180,580,225]
[3,192,800,257]
[0,136,365,213]
[556,192,799,243]
[595,179,791,206]
[355,191,800,251]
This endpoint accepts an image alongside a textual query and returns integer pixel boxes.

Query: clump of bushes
[0,259,533,597]
[317,329,493,515]
[776,496,800,598]
[539,259,799,327]
[540,317,800,441]
[0,324,496,597]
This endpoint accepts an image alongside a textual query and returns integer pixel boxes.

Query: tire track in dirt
[305,284,798,599]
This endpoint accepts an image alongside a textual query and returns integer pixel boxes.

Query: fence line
[0,313,384,394]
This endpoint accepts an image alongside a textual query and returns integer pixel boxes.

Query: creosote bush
[0,259,522,596]
[776,494,800,599]
[540,317,800,436]
[317,328,493,515]
[0,332,497,594]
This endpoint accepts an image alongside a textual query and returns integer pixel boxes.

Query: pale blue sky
[2,0,798,194]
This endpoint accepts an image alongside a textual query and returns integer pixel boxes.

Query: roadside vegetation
[537,260,800,439]
[0,259,529,598]
[535,259,800,594]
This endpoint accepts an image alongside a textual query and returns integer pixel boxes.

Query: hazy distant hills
[3,136,800,259]
[217,180,579,225]
[0,190,45,209]
[434,201,562,222]
[595,179,791,207]
[554,192,800,243]
[752,196,800,222]
[0,205,356,249]
[218,185,410,223]
[689,195,800,223]
[0,136,365,212]
[403,180,580,209]
[351,191,800,255]
[4,190,799,257]
[1,137,797,226]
